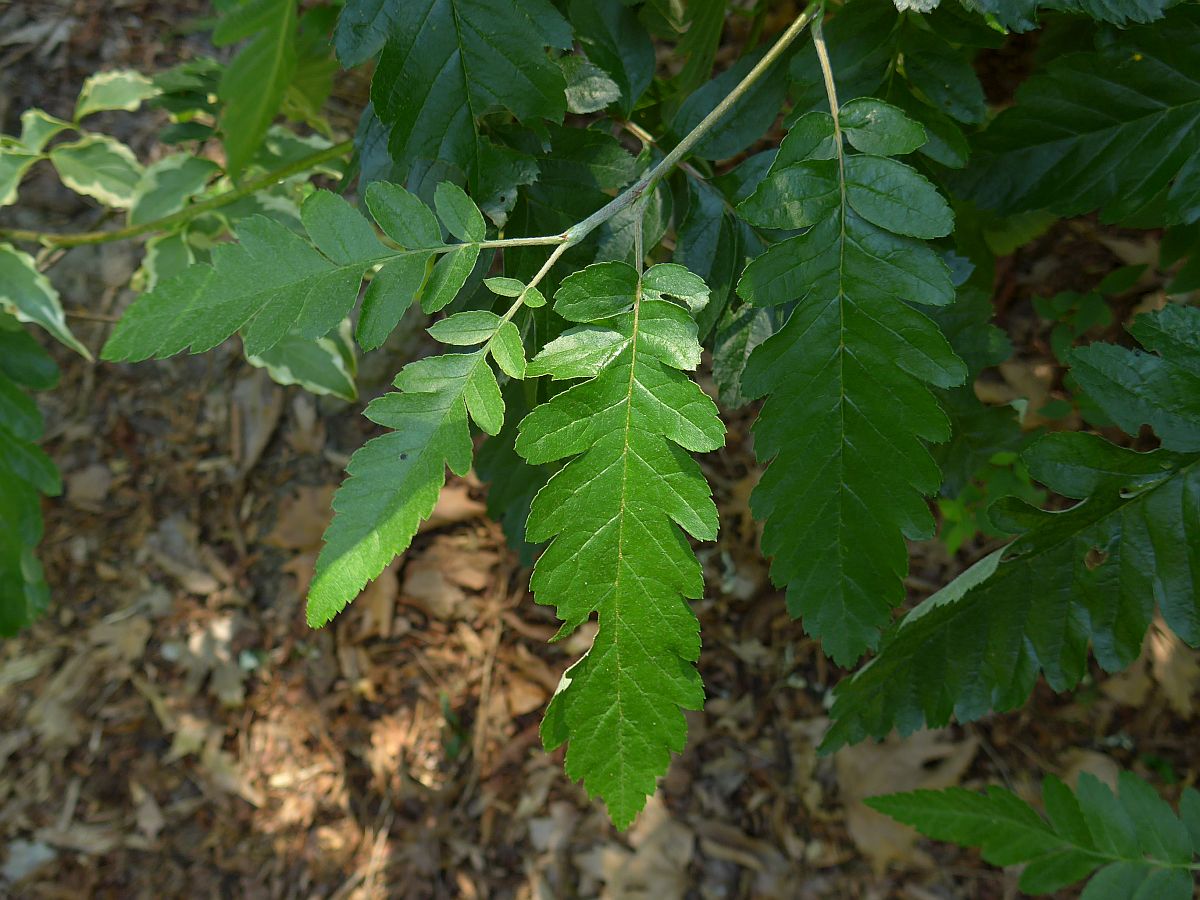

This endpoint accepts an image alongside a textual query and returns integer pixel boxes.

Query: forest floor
[1,2,1198,898]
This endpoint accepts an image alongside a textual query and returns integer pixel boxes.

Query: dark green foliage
[870,771,1200,897]
[826,305,1200,751]
[0,318,60,635]
[5,0,1200,839]
[959,7,1200,224]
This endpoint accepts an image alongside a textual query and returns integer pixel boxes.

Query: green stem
[566,2,820,248]
[0,139,355,249]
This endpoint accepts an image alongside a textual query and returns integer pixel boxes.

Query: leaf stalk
[566,2,821,247]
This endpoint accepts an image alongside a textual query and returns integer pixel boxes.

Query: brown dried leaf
[403,562,466,620]
[285,394,326,454]
[418,482,485,533]
[66,462,113,508]
[144,514,222,595]
[356,560,400,640]
[265,486,336,551]
[1061,748,1120,792]
[835,729,978,873]
[231,368,283,476]
[1149,622,1200,718]
[129,780,165,841]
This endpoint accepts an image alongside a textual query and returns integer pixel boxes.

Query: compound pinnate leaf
[736,106,963,666]
[105,182,490,361]
[958,8,1200,223]
[308,339,510,626]
[516,262,724,829]
[868,772,1200,897]
[825,305,1200,750]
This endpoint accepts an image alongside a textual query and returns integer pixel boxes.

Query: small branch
[0,140,355,249]
[620,119,714,187]
[566,2,820,247]
[616,119,774,244]
[477,234,568,251]
[501,240,571,325]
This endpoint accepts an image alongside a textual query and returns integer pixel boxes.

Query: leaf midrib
[607,274,644,805]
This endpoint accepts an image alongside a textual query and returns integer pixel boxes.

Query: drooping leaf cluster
[4,0,1200,837]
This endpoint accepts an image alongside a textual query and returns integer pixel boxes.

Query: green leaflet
[355,0,568,193]
[970,0,1174,31]
[1071,304,1200,453]
[476,382,550,564]
[736,104,964,665]
[103,182,485,361]
[214,0,298,178]
[0,148,40,208]
[824,305,1200,751]
[0,318,61,636]
[959,8,1200,224]
[868,772,1199,897]
[674,178,750,342]
[673,46,792,161]
[515,262,724,829]
[676,0,727,92]
[569,0,655,116]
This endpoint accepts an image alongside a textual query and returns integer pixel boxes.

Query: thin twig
[565,2,821,247]
[0,140,356,248]
[64,308,120,323]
